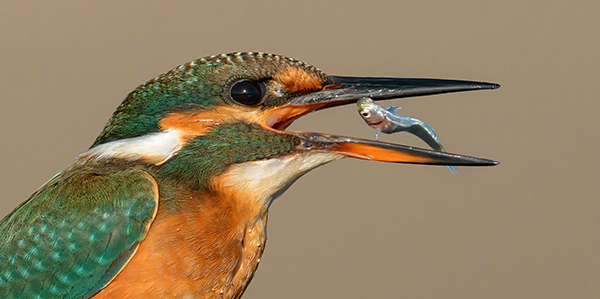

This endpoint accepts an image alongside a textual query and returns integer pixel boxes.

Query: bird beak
[262,76,500,166]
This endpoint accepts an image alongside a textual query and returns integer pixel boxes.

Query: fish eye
[361,112,370,118]
[230,80,265,106]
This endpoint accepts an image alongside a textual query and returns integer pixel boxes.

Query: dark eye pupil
[230,80,264,106]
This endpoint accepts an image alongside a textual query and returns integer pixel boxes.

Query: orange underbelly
[92,193,267,299]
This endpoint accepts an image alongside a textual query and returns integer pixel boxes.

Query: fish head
[357,97,387,129]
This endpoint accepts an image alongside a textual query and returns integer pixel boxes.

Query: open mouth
[369,120,384,127]
[262,103,327,131]
[261,76,500,166]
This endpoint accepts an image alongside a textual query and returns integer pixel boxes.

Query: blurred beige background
[1,1,598,298]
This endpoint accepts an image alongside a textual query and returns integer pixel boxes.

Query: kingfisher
[0,52,499,298]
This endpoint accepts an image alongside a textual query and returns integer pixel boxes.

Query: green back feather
[0,169,157,299]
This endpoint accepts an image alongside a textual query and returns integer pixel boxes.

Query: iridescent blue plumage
[0,168,157,298]
[0,52,499,298]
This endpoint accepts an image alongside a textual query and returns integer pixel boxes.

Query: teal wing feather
[0,169,158,299]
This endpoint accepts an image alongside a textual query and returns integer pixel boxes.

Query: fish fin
[385,106,402,115]
[447,165,459,174]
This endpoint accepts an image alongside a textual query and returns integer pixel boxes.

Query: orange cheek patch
[273,67,324,93]
[158,107,263,140]
[158,112,219,140]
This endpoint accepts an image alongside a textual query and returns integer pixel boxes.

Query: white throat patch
[79,128,183,164]
[219,152,344,209]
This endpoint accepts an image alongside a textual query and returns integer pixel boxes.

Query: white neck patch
[79,128,184,164]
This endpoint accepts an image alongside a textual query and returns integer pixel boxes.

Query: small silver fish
[357,97,458,174]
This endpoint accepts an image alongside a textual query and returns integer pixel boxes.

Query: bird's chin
[217,151,343,210]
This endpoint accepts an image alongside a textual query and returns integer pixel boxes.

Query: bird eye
[230,80,265,106]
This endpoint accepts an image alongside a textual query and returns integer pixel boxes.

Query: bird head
[81,52,498,206]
